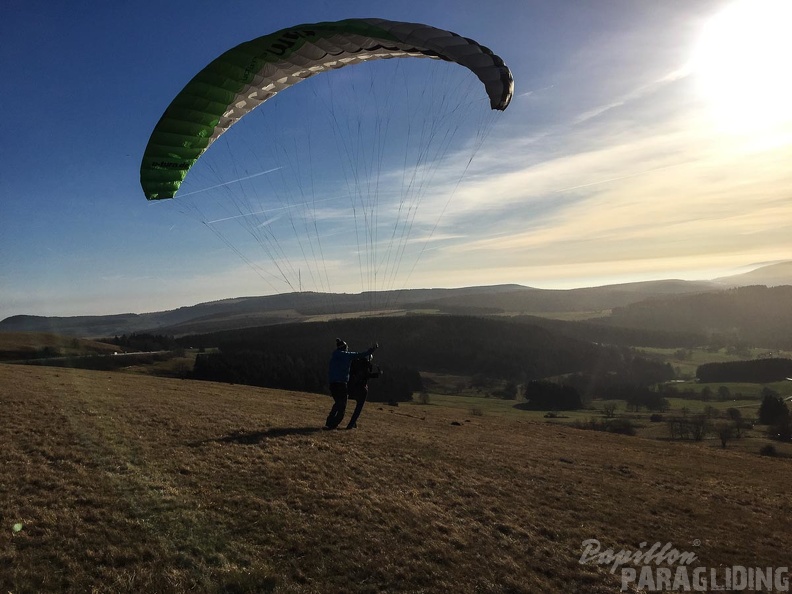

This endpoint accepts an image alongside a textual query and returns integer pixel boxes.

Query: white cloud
[396,75,792,288]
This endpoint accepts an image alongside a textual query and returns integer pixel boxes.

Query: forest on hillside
[697,357,792,383]
[606,285,792,348]
[180,316,674,401]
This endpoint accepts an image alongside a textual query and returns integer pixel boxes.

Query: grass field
[2,364,791,593]
[636,346,792,379]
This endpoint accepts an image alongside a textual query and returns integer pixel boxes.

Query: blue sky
[3,0,792,319]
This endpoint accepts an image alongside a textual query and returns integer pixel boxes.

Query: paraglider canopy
[140,18,513,200]
[139,18,513,302]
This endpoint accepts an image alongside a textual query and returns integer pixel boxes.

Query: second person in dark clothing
[346,354,380,429]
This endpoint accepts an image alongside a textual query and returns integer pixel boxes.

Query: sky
[2,0,792,319]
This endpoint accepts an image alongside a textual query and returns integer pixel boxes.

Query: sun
[692,0,792,136]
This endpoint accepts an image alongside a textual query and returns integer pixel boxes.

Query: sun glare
[693,0,792,138]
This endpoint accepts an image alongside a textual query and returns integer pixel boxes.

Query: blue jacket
[328,347,375,383]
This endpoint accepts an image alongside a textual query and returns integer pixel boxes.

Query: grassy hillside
[2,365,790,593]
[0,332,120,361]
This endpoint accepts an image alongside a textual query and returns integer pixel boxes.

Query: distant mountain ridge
[713,261,792,287]
[2,261,790,338]
[0,286,526,338]
[0,282,715,338]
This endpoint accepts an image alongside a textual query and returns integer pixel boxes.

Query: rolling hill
[713,260,792,287]
[0,281,719,338]
[2,261,790,341]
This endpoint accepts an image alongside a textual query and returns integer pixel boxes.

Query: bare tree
[715,421,735,448]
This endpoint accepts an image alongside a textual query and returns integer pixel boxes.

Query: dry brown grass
[1,364,790,593]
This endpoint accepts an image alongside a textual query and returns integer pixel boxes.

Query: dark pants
[325,382,348,428]
[347,385,368,428]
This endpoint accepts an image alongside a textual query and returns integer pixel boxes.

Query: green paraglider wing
[140,18,513,199]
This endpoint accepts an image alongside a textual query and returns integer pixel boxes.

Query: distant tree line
[111,333,178,352]
[665,406,753,447]
[561,348,674,408]
[24,352,171,371]
[666,415,712,442]
[601,385,670,412]
[191,349,422,403]
[696,358,792,383]
[522,381,582,410]
[662,388,792,447]
[178,315,603,385]
[569,417,637,436]
[659,384,745,402]
[519,316,706,349]
[193,350,325,393]
[758,389,791,442]
[178,316,678,410]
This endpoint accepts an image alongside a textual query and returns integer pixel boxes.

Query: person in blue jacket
[324,338,378,429]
